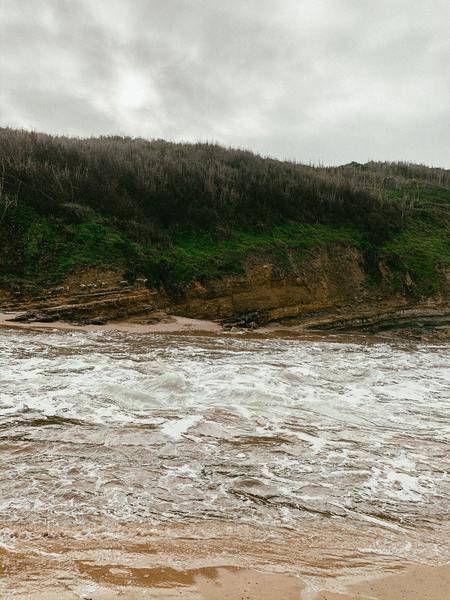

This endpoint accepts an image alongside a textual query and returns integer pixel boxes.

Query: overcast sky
[1,0,449,166]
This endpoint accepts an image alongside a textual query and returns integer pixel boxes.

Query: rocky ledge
[1,245,449,340]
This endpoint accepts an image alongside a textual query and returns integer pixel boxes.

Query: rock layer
[1,245,449,338]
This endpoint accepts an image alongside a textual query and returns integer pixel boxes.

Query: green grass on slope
[386,186,450,205]
[0,208,364,289]
[56,221,138,273]
[0,208,140,286]
[381,218,450,295]
[2,192,449,298]
[141,223,365,286]
[379,186,450,295]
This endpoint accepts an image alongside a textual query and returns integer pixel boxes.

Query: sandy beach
[3,566,450,600]
[1,553,449,599]
[0,310,414,344]
[1,520,449,599]
[0,311,223,335]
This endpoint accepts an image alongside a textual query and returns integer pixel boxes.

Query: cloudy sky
[1,0,449,166]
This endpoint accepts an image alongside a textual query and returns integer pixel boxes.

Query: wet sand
[309,565,450,600]
[0,310,410,345]
[1,519,449,599]
[1,553,449,599]
[0,311,223,334]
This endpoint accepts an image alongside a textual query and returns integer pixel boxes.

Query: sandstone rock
[85,318,106,325]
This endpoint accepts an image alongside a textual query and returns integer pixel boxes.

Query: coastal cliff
[2,244,449,338]
[1,129,449,336]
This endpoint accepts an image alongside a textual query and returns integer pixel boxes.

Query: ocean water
[0,328,449,575]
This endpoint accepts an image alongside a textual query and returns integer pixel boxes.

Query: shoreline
[0,311,223,335]
[1,519,448,599]
[0,310,439,346]
[1,548,448,600]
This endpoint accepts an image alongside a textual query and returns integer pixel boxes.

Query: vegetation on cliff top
[0,128,449,295]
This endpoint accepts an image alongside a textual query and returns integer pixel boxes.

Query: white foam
[161,415,203,440]
[291,430,327,453]
[0,328,449,558]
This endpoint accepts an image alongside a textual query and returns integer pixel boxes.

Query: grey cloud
[1,0,449,165]
[4,88,119,135]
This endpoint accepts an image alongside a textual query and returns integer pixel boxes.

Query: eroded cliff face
[169,245,449,334]
[176,245,368,322]
[1,244,449,336]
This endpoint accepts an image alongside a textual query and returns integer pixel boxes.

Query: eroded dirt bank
[1,244,449,338]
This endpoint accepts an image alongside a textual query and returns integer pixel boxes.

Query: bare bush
[0,170,18,223]
[1,127,447,243]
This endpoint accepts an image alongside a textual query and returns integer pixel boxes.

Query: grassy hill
[1,128,449,296]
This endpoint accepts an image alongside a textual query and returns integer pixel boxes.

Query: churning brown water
[0,329,449,597]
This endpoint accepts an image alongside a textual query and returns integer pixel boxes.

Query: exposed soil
[1,246,449,339]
